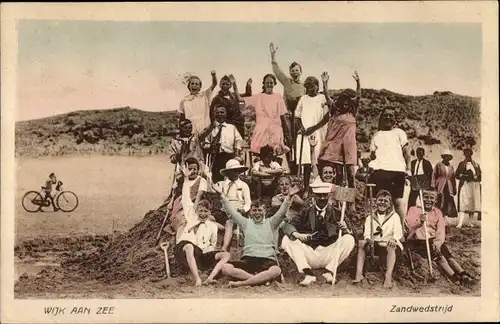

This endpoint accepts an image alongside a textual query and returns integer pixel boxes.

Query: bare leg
[229,266,281,287]
[204,252,230,284]
[394,198,406,226]
[447,257,465,274]
[436,256,455,277]
[222,220,234,251]
[182,244,202,286]
[354,240,366,282]
[221,263,253,281]
[384,246,396,289]
[456,212,465,228]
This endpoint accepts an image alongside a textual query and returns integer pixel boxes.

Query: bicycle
[21,181,79,213]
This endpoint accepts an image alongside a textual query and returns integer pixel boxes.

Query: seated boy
[213,184,298,287]
[354,190,403,289]
[174,200,231,286]
[215,159,252,251]
[251,145,285,198]
[405,188,477,287]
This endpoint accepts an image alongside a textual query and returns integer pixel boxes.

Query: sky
[17,20,482,121]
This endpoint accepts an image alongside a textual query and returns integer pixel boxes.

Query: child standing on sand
[179,71,218,134]
[295,76,328,192]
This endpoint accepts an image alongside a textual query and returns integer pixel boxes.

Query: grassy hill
[15,90,480,158]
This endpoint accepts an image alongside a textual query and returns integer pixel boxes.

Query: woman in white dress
[455,148,481,228]
[294,76,328,194]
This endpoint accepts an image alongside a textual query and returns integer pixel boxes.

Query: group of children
[165,43,479,288]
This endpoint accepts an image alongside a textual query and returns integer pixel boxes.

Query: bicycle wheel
[56,191,79,212]
[22,191,45,213]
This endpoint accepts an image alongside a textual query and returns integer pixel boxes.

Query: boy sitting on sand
[251,145,285,198]
[353,190,403,289]
[174,199,231,286]
[405,188,477,287]
[213,183,298,287]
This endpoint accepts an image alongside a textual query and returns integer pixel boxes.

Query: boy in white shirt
[214,159,252,252]
[354,190,403,289]
[175,199,231,286]
[251,145,285,198]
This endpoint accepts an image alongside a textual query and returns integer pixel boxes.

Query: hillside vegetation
[15,90,480,157]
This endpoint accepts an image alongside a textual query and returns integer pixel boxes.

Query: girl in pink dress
[304,71,360,211]
[235,74,290,156]
[315,71,360,186]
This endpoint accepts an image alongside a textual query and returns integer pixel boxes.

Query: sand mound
[14,181,481,296]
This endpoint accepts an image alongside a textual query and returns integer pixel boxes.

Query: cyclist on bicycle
[40,173,62,212]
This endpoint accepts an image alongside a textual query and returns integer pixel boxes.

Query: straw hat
[441,149,453,158]
[310,178,333,194]
[220,159,248,175]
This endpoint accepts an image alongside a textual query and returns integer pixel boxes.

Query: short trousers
[174,241,221,271]
[409,239,452,261]
[371,241,402,259]
[229,256,278,274]
[370,170,406,199]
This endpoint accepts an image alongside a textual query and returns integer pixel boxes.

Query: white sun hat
[441,149,453,158]
[220,159,248,175]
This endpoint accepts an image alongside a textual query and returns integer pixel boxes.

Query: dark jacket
[410,158,433,190]
[282,204,354,248]
[455,159,481,195]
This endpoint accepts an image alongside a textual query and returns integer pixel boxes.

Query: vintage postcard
[1,2,499,323]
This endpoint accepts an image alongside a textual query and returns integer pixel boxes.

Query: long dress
[295,94,328,165]
[318,112,357,165]
[456,160,481,213]
[432,161,458,218]
[178,89,213,134]
[244,92,288,155]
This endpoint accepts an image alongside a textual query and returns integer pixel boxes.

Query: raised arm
[269,196,292,229]
[242,78,252,97]
[219,193,248,229]
[268,186,298,229]
[352,71,361,116]
[210,70,217,91]
[270,42,289,85]
[321,72,334,108]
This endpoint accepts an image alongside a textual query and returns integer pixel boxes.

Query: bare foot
[352,275,364,284]
[228,281,242,288]
[383,279,393,289]
[194,278,202,286]
[203,278,217,285]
